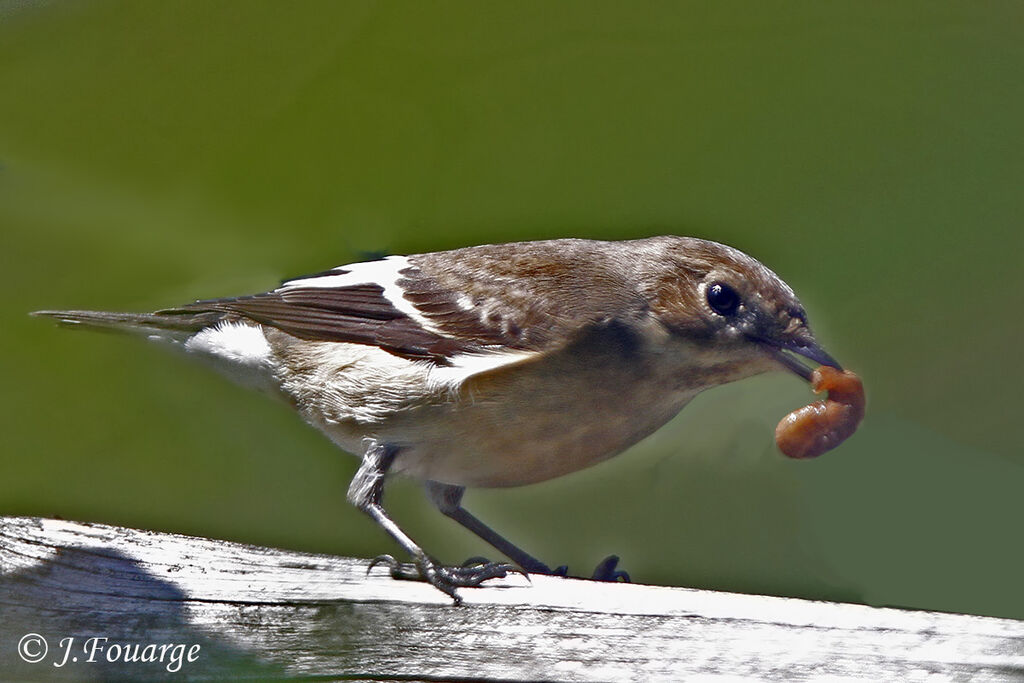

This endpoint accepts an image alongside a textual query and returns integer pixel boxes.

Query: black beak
[764,337,842,382]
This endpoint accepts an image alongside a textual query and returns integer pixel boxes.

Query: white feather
[184,321,278,392]
[277,256,539,384]
[279,255,442,335]
[427,349,537,392]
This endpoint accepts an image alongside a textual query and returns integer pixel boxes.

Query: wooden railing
[1,517,1022,681]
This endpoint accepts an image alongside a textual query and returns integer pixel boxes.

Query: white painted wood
[1,517,1021,681]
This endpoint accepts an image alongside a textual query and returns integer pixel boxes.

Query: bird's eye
[706,282,740,316]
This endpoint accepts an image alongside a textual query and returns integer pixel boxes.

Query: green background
[2,1,1022,621]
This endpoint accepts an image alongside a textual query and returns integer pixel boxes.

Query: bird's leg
[348,442,517,604]
[426,481,630,581]
[426,481,556,575]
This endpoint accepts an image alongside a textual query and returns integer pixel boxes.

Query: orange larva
[775,366,865,459]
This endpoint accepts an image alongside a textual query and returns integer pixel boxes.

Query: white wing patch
[427,348,537,392]
[245,256,540,392]
[279,256,442,335]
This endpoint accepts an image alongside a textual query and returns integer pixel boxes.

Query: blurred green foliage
[2,1,1021,620]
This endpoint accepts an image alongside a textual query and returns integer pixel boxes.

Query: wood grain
[1,517,1021,681]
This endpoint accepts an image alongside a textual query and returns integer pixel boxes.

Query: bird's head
[635,236,841,385]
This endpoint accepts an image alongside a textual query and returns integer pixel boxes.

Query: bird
[34,236,843,603]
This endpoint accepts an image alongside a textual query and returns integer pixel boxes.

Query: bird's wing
[170,241,646,366]
[168,258,464,364]
[401,241,643,352]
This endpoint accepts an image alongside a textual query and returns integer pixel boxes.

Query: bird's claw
[461,555,529,580]
[367,554,422,580]
[367,553,519,604]
[544,555,630,582]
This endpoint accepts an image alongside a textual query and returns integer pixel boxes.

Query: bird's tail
[31,308,225,342]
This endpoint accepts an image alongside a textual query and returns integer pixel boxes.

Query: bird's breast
[271,326,766,489]
[384,340,706,487]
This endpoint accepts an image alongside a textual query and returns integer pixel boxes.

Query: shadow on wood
[1,517,1022,681]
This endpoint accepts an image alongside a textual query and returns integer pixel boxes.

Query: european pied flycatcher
[36,236,846,602]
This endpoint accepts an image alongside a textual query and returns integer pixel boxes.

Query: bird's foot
[546,555,630,582]
[368,554,521,605]
[590,554,630,582]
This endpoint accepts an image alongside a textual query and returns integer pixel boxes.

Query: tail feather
[31,309,225,339]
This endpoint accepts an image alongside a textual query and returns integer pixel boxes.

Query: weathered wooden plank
[0,517,1021,681]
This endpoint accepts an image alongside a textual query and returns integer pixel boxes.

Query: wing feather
[168,282,471,364]
[168,240,649,366]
